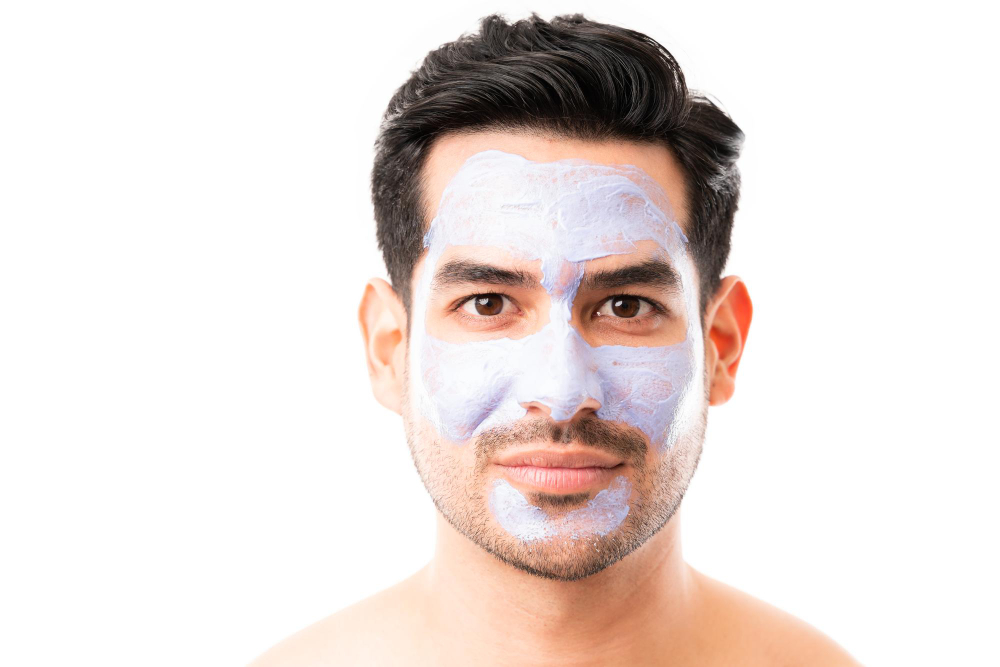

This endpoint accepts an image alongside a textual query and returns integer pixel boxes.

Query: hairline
[415,127,695,241]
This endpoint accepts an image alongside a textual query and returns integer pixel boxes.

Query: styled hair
[371,12,744,316]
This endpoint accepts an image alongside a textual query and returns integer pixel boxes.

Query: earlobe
[358,278,408,414]
[704,275,753,406]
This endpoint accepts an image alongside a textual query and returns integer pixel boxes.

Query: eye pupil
[474,294,504,316]
[611,297,640,318]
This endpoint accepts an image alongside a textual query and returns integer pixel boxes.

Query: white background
[2,1,997,665]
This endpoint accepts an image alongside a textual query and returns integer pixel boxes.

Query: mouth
[494,448,625,494]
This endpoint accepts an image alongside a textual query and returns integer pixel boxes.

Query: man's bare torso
[251,565,860,667]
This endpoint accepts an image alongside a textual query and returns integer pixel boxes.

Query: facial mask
[409,149,704,541]
[489,476,632,541]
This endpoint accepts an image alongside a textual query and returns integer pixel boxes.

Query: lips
[495,448,623,468]
[494,448,625,493]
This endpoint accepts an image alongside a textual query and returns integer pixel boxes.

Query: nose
[521,396,602,422]
[515,320,604,423]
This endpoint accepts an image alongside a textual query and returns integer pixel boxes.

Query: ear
[703,275,753,406]
[358,278,408,414]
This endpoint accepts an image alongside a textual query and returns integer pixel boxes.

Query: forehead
[420,130,691,237]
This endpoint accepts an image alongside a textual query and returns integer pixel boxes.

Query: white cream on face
[488,475,633,542]
[410,149,704,542]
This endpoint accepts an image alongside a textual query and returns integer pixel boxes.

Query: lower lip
[499,464,623,493]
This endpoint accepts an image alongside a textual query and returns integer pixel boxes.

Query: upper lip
[494,448,624,469]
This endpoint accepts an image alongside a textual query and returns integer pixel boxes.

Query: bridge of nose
[514,310,605,422]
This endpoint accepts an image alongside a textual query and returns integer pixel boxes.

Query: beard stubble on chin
[401,369,710,581]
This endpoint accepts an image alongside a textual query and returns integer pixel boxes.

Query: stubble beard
[400,358,710,582]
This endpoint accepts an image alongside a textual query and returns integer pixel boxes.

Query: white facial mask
[409,149,704,541]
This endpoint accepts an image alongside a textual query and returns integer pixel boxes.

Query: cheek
[416,324,702,452]
[591,338,700,452]
[417,333,523,442]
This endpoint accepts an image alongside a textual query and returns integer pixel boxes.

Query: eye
[595,295,653,319]
[460,293,511,317]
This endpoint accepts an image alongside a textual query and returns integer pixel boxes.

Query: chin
[475,521,647,581]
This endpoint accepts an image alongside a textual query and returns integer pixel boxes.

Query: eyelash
[451,293,668,323]
[596,294,669,325]
[451,293,520,324]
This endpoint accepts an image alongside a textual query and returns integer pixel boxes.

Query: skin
[251,131,860,666]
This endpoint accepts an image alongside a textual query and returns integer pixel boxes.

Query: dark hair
[371,12,744,317]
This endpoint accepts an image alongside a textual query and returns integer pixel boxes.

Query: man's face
[401,132,709,580]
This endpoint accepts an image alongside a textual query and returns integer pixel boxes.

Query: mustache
[474,416,648,473]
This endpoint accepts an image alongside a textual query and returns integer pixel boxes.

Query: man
[253,12,859,666]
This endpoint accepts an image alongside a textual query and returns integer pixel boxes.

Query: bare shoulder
[248,569,429,667]
[691,567,862,666]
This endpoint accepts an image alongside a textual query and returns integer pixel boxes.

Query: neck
[420,510,697,666]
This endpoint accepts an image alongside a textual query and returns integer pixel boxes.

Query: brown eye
[461,294,508,316]
[595,296,652,319]
[612,297,640,318]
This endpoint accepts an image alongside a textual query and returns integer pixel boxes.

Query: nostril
[520,401,553,417]
[520,397,602,422]
[574,396,603,414]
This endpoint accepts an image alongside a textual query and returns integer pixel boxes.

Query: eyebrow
[431,259,538,291]
[582,259,682,293]
[430,257,682,294]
